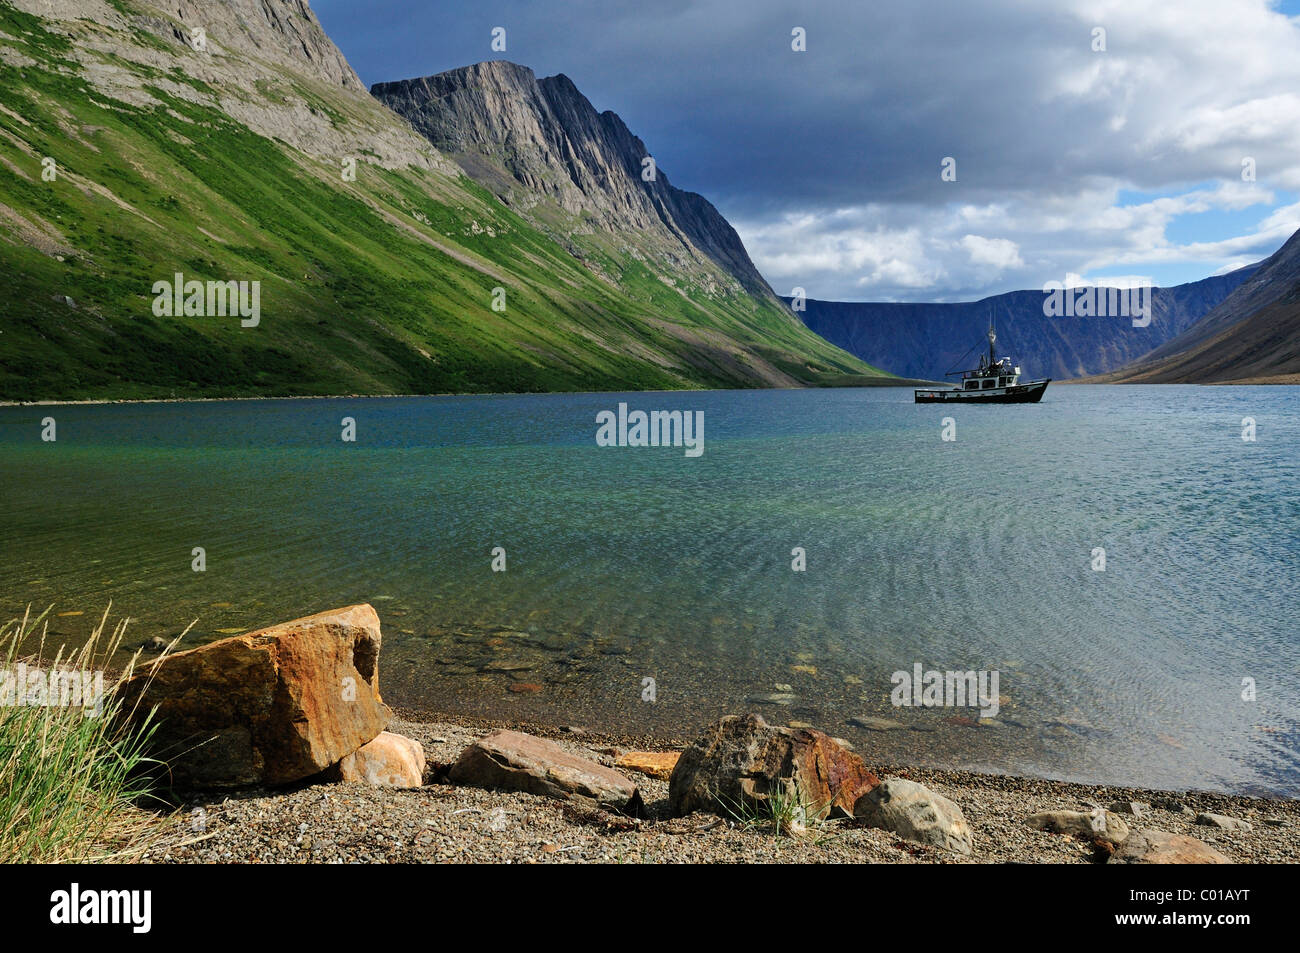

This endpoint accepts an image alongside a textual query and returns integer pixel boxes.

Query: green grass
[0,606,169,862]
[0,3,888,401]
[717,783,830,838]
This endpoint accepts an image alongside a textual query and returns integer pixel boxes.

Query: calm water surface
[1,385,1296,794]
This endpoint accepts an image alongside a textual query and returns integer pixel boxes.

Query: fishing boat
[913,321,1050,403]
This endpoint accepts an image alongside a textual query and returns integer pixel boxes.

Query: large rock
[668,714,879,820]
[335,731,425,788]
[449,730,643,814]
[1028,809,1130,847]
[855,778,973,854]
[118,605,390,789]
[1110,829,1233,864]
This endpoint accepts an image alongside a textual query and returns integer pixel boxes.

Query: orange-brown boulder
[118,604,390,789]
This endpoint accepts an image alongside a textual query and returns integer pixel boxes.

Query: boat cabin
[960,357,1021,392]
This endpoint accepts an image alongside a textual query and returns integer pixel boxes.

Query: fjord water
[1,385,1297,795]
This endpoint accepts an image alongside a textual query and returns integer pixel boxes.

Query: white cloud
[959,235,1023,271]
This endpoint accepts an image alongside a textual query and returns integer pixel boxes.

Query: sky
[312,0,1300,302]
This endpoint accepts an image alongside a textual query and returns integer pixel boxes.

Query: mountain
[1095,229,1300,384]
[372,61,771,299]
[789,268,1255,382]
[0,1,884,401]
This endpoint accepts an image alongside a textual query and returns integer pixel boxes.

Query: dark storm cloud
[312,0,1300,300]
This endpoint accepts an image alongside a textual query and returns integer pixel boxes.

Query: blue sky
[314,0,1300,302]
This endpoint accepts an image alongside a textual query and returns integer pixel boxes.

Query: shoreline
[143,713,1299,864]
[0,379,935,409]
[6,377,1295,408]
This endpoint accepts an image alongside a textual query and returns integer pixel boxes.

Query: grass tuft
[0,605,173,862]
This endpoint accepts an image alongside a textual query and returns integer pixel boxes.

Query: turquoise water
[1,385,1297,794]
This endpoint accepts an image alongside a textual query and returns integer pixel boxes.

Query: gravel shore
[139,715,1298,864]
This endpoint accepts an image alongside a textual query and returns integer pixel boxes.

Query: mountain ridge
[1092,229,1300,383]
[0,1,884,400]
[790,266,1257,382]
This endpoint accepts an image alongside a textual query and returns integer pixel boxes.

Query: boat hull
[914,379,1050,403]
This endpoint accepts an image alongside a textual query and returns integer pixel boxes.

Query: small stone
[508,682,544,694]
[614,751,680,781]
[1028,809,1130,847]
[1153,797,1195,815]
[334,731,425,788]
[1195,812,1253,832]
[1109,800,1149,818]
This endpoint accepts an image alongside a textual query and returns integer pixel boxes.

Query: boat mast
[987,316,997,369]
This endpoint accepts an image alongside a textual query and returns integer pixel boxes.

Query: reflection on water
[1,385,1297,794]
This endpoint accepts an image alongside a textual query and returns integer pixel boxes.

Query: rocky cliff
[372,61,775,300]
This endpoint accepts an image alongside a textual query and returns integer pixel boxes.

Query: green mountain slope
[0,0,887,401]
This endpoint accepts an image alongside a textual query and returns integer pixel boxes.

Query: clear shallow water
[1,385,1297,795]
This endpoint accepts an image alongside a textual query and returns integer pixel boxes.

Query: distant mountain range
[1094,229,1300,384]
[789,267,1257,383]
[0,0,883,401]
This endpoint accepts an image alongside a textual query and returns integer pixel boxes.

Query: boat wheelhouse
[913,322,1050,404]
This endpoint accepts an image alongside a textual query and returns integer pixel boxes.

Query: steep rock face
[33,0,363,90]
[1101,229,1300,383]
[15,0,454,171]
[372,61,774,298]
[792,267,1256,381]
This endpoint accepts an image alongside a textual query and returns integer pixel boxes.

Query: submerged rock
[849,716,906,731]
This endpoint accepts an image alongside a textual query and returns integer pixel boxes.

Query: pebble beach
[141,716,1300,865]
